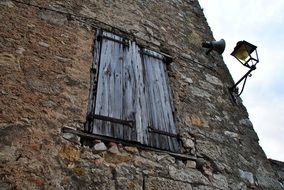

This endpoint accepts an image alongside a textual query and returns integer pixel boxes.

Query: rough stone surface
[145,176,192,190]
[94,142,107,151]
[270,159,284,187]
[212,174,229,189]
[124,146,139,154]
[169,166,209,185]
[256,175,283,190]
[186,160,197,169]
[0,0,282,189]
[115,164,143,190]
[239,169,255,186]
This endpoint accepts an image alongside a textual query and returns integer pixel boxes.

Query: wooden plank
[157,60,172,151]
[95,33,125,138]
[158,60,180,152]
[122,41,134,141]
[86,30,102,132]
[132,43,149,145]
[151,55,170,150]
[143,54,161,149]
[159,62,179,152]
[94,38,110,135]
[109,38,124,139]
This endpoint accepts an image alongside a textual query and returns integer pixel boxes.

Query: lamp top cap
[231,40,257,56]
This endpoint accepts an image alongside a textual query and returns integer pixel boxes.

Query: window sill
[62,127,196,161]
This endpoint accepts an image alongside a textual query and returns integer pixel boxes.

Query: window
[86,30,180,153]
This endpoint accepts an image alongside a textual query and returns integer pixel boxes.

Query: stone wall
[270,159,284,187]
[0,0,283,189]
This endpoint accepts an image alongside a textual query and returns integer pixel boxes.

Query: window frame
[85,29,181,153]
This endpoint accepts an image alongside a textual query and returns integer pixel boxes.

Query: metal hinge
[87,113,134,128]
[147,126,179,138]
[140,49,173,64]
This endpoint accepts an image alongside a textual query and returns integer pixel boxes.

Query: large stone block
[145,176,192,190]
[169,165,209,185]
[212,174,229,190]
[195,140,222,160]
[38,9,67,26]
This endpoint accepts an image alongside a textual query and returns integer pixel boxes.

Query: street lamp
[229,40,259,100]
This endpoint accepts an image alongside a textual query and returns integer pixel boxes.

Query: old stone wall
[270,159,284,187]
[0,0,283,189]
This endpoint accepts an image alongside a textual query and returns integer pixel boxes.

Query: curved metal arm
[229,65,256,100]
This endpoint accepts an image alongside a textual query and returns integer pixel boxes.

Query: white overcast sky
[199,0,284,161]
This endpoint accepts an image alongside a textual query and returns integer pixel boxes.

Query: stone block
[108,144,120,154]
[239,119,253,127]
[186,160,197,168]
[192,185,214,190]
[195,140,221,160]
[81,150,102,160]
[133,156,163,169]
[104,152,132,164]
[38,41,50,48]
[27,79,62,95]
[199,81,215,91]
[224,131,239,139]
[116,177,143,190]
[94,142,107,151]
[205,74,223,86]
[181,73,193,84]
[239,169,254,186]
[38,9,67,26]
[0,145,16,162]
[182,138,195,148]
[156,154,175,165]
[91,165,113,183]
[0,123,29,146]
[41,100,57,108]
[0,52,19,72]
[145,176,192,190]
[0,0,14,7]
[212,174,228,190]
[115,163,143,190]
[124,146,139,154]
[190,115,208,128]
[189,86,212,99]
[59,145,80,162]
[168,166,209,185]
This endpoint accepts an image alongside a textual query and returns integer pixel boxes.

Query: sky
[198,0,284,161]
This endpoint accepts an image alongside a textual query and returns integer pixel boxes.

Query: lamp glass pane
[234,44,250,62]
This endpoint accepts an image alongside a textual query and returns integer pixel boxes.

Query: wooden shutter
[92,31,149,144]
[142,49,180,153]
[89,31,180,153]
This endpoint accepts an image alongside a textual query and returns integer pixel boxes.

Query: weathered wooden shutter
[91,31,149,144]
[88,31,180,153]
[141,49,180,153]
